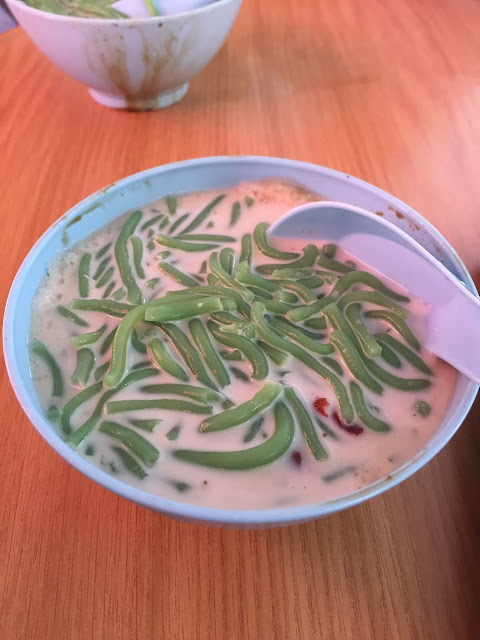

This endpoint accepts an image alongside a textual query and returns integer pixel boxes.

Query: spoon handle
[270,201,480,384]
[426,289,480,385]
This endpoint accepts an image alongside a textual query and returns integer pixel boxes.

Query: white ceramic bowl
[3,157,478,527]
[6,0,242,110]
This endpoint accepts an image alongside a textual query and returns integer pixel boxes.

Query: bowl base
[88,83,189,111]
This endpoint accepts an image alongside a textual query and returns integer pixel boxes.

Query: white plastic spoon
[269,201,480,384]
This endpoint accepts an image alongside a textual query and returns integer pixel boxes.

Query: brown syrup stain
[383,206,453,265]
[59,182,116,244]
[433,241,445,258]
[85,24,198,109]
[388,205,405,219]
[387,205,421,232]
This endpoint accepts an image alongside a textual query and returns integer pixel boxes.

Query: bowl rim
[3,155,478,526]
[6,0,236,24]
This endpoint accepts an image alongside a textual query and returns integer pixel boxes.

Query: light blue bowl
[3,157,478,528]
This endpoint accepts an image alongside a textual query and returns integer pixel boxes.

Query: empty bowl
[6,0,242,110]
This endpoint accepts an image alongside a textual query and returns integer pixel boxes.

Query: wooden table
[2,1,480,637]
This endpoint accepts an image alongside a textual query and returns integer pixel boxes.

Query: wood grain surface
[1,1,480,638]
